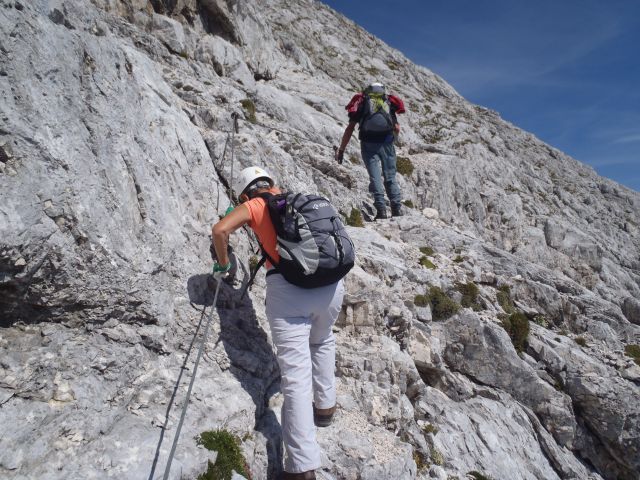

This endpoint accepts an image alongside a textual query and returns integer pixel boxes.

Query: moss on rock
[625,344,640,366]
[396,156,414,176]
[240,98,256,123]
[456,281,483,311]
[428,286,460,321]
[419,256,436,269]
[198,430,250,480]
[345,208,364,227]
[501,311,530,353]
[496,285,516,314]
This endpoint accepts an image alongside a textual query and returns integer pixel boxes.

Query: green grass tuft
[345,208,364,227]
[396,156,414,176]
[414,294,429,307]
[456,282,483,311]
[423,423,439,435]
[453,255,464,263]
[403,199,414,208]
[197,430,249,480]
[413,450,428,472]
[419,256,436,269]
[240,98,257,123]
[419,246,435,256]
[533,314,548,328]
[575,336,587,347]
[430,447,444,466]
[501,311,530,353]
[248,255,259,272]
[625,344,640,366]
[428,286,460,321]
[496,285,516,314]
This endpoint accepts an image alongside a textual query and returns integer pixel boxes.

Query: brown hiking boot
[279,470,316,480]
[313,404,336,427]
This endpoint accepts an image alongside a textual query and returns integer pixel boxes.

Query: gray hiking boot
[375,207,388,220]
[391,204,404,217]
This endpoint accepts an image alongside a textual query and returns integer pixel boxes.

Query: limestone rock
[195,35,255,88]
[0,1,638,480]
[622,296,640,325]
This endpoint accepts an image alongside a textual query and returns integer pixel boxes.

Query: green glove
[212,262,232,279]
[224,205,234,216]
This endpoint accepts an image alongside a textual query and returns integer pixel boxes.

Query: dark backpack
[359,93,395,141]
[246,192,355,290]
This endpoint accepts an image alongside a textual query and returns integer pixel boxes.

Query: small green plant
[365,65,380,77]
[345,208,364,227]
[428,286,460,321]
[533,314,548,328]
[430,447,444,466]
[396,156,414,176]
[453,255,464,263]
[240,98,257,123]
[575,336,587,347]
[403,199,414,208]
[414,294,429,307]
[197,430,250,480]
[386,59,401,71]
[423,423,439,435]
[496,285,516,314]
[248,255,259,271]
[625,344,640,366]
[467,471,494,480]
[419,256,436,269]
[456,282,483,311]
[349,154,359,164]
[413,450,428,472]
[501,311,530,353]
[419,246,435,256]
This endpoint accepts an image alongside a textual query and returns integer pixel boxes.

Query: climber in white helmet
[211,166,344,480]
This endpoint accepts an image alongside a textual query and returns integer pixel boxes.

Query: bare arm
[211,204,251,266]
[338,121,357,152]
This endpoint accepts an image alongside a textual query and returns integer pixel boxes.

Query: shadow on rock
[187,273,283,480]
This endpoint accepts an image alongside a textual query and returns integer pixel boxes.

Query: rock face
[1,1,639,479]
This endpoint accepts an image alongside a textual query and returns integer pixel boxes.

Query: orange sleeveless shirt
[241,187,281,267]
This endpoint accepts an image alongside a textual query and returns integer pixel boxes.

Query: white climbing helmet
[365,82,385,94]
[234,166,274,196]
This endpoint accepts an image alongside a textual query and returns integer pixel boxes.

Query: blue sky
[322,0,640,192]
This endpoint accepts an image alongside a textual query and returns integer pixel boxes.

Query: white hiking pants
[265,273,345,473]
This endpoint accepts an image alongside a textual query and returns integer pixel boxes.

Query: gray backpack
[359,93,395,141]
[253,192,355,289]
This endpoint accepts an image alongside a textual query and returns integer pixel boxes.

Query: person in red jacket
[335,82,406,219]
